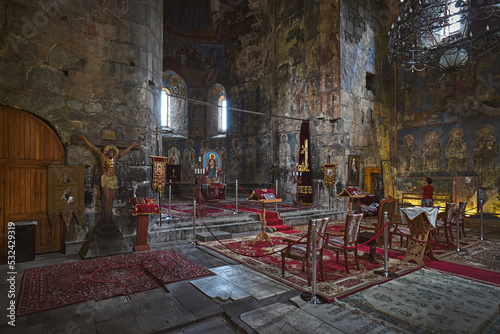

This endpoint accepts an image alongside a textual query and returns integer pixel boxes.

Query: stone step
[127,208,347,245]
[196,231,233,242]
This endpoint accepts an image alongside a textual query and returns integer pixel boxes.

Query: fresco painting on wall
[381,160,394,197]
[396,177,451,198]
[348,155,360,186]
[453,176,478,214]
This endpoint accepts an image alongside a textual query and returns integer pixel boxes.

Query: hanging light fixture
[388,0,500,72]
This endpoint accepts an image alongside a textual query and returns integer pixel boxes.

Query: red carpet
[200,232,418,301]
[217,203,293,231]
[16,249,212,316]
[425,260,500,285]
[379,247,500,285]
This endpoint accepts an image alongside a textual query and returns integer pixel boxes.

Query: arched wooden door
[0,107,66,263]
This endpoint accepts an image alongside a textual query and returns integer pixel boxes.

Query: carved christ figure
[79,134,140,225]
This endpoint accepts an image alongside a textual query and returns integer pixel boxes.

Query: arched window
[162,71,188,136]
[161,88,171,128]
[219,96,227,133]
[208,84,226,136]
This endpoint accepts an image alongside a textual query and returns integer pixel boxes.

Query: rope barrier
[172,183,194,201]
[238,185,251,196]
[316,220,390,250]
[195,208,308,258]
[278,185,295,197]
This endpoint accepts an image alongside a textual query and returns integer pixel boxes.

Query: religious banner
[48,166,85,232]
[298,121,313,205]
[150,156,167,191]
[324,164,337,187]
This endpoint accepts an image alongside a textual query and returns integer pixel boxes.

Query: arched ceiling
[163,0,247,42]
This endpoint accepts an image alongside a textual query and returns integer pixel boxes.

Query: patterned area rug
[161,200,307,219]
[200,232,418,301]
[162,200,235,218]
[436,239,500,273]
[341,268,500,334]
[17,249,212,316]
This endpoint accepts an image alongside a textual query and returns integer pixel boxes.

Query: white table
[399,206,439,265]
[400,207,439,227]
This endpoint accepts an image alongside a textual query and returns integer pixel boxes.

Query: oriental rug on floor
[341,268,500,334]
[16,249,212,316]
[200,232,418,301]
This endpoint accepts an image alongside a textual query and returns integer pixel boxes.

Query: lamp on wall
[388,0,500,72]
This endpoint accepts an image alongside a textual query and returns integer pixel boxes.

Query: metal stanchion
[168,179,172,217]
[375,212,398,278]
[190,200,197,245]
[480,199,484,241]
[233,180,240,214]
[328,186,331,210]
[455,209,461,252]
[275,179,279,212]
[309,221,321,304]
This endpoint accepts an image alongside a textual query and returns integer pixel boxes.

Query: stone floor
[1,218,499,334]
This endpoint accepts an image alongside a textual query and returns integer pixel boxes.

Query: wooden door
[0,107,65,263]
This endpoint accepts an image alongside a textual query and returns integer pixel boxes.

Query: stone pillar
[0,0,163,254]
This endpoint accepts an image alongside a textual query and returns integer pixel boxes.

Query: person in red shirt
[421,177,434,207]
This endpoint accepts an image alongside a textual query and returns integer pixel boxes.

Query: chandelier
[388,0,500,72]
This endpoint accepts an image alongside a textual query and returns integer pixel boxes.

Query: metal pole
[309,220,322,304]
[480,199,484,241]
[168,179,172,218]
[233,180,240,214]
[158,190,162,226]
[456,207,461,251]
[190,200,197,245]
[275,179,279,212]
[328,186,331,210]
[375,212,398,278]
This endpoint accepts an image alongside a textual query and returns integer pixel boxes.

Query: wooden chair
[359,195,397,263]
[435,202,455,243]
[456,201,468,238]
[322,213,364,274]
[281,217,330,286]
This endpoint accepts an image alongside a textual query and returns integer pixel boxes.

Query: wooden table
[400,207,439,265]
[249,198,282,246]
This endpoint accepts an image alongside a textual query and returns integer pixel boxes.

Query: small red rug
[217,203,293,231]
[16,249,212,316]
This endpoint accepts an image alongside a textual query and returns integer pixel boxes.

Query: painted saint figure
[207,153,218,181]
[183,139,196,183]
[473,124,499,189]
[445,128,467,172]
[422,131,442,172]
[399,134,419,173]
[79,135,140,225]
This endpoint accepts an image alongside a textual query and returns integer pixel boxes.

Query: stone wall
[338,0,393,198]
[162,0,395,211]
[0,0,163,251]
[395,54,500,215]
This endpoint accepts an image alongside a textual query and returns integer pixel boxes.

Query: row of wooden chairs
[280,196,398,285]
[390,201,468,248]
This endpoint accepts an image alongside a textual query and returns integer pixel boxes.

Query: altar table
[202,183,226,202]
